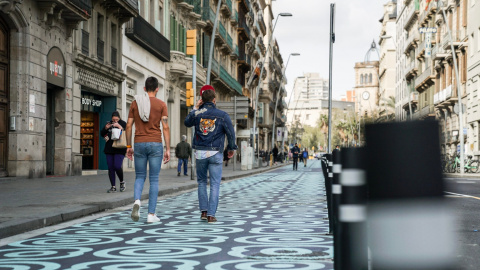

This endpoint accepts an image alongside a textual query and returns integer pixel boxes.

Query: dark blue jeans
[177,158,188,175]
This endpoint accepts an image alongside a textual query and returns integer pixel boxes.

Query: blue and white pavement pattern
[0,161,333,270]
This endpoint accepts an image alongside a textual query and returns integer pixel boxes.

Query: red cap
[200,85,215,96]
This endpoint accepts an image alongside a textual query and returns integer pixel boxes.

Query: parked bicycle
[446,154,479,173]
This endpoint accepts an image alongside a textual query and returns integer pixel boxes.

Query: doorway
[46,87,56,175]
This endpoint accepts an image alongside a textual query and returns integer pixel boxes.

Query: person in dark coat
[175,135,191,176]
[101,111,127,193]
[272,145,279,165]
[291,143,300,171]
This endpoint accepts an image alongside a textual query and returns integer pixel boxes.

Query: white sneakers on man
[147,214,160,223]
[131,200,141,222]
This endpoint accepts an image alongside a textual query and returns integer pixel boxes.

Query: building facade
[395,0,469,156]
[466,0,480,155]
[354,61,379,117]
[378,0,397,119]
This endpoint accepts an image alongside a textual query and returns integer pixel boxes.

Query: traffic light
[186,82,193,107]
[186,30,197,56]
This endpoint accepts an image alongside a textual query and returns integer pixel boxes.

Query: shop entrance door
[0,17,8,177]
[46,87,56,175]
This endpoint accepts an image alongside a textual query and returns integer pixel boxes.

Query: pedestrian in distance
[175,135,191,176]
[101,111,127,193]
[223,148,230,167]
[302,148,309,167]
[272,144,279,165]
[184,85,237,224]
[335,145,340,150]
[126,76,171,224]
[291,143,300,171]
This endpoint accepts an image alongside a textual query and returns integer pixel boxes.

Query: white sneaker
[147,214,160,223]
[131,200,141,222]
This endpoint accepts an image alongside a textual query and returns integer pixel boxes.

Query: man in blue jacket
[184,85,237,223]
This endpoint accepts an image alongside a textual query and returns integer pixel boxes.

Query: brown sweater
[128,97,168,143]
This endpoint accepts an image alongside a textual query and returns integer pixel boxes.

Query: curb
[0,165,287,239]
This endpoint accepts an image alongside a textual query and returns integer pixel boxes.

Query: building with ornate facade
[354,61,379,117]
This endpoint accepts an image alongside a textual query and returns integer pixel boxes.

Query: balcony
[219,65,243,95]
[404,32,420,54]
[404,60,417,80]
[184,0,202,14]
[258,14,267,35]
[231,10,238,26]
[125,16,170,62]
[238,20,251,39]
[227,33,233,50]
[404,4,419,31]
[259,89,272,102]
[415,66,435,91]
[432,45,449,61]
[419,1,437,24]
[230,44,239,60]
[215,22,227,47]
[434,85,455,106]
[97,39,104,63]
[37,0,92,34]
[221,0,232,16]
[202,7,216,32]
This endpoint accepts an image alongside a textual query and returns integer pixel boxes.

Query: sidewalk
[0,161,288,239]
[444,173,480,179]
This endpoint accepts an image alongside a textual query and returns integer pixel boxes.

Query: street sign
[216,97,249,119]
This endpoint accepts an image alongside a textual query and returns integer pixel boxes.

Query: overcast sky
[272,0,387,101]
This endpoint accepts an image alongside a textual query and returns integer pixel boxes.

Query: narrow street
[0,160,333,270]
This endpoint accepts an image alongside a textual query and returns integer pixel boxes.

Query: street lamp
[251,12,292,167]
[272,53,300,154]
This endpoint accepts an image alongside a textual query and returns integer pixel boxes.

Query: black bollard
[339,148,368,270]
[332,149,342,269]
[365,121,455,270]
[324,153,334,235]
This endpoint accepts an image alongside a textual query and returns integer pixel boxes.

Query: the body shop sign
[47,47,65,88]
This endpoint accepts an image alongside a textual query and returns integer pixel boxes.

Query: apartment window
[360,74,364,84]
[156,5,163,33]
[306,114,310,120]
[150,0,154,25]
[111,23,117,67]
[81,21,89,55]
[97,14,105,63]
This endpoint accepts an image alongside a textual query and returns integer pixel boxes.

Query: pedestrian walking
[175,135,191,176]
[101,111,127,193]
[126,76,171,223]
[302,148,309,167]
[223,149,230,167]
[291,143,300,170]
[272,144,279,165]
[184,85,237,224]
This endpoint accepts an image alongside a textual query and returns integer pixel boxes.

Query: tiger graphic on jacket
[199,118,216,135]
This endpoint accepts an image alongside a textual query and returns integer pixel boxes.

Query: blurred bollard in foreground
[332,149,342,269]
[366,121,456,269]
[339,147,368,270]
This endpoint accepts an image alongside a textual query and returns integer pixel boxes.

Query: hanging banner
[419,27,437,58]
[277,127,283,141]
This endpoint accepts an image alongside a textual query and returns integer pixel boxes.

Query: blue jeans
[196,152,223,217]
[133,142,163,214]
[177,158,188,175]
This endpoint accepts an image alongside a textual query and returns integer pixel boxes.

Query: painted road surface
[0,160,332,270]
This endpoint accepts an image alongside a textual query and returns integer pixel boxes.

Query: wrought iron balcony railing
[125,16,170,62]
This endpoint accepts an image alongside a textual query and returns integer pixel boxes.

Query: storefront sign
[82,97,102,107]
[47,47,65,88]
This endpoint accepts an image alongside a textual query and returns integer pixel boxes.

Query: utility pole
[206,0,222,85]
[327,3,335,153]
[187,30,197,179]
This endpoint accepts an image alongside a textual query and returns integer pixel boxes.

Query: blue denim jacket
[184,102,238,152]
